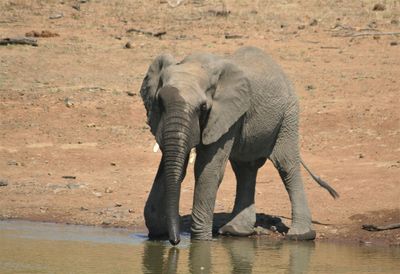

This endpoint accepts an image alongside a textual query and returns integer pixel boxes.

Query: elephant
[140,46,339,245]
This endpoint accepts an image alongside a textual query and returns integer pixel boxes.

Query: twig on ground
[362,223,400,231]
[0,37,38,46]
[126,28,166,39]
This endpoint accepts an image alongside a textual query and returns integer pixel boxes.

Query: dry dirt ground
[0,0,399,246]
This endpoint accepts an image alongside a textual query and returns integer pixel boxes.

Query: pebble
[64,98,74,108]
[49,13,64,19]
[105,187,113,193]
[0,179,9,187]
[309,19,318,26]
[124,41,133,49]
[372,3,385,11]
[92,191,103,198]
[102,220,111,225]
[128,209,135,213]
[390,41,398,46]
[115,202,122,207]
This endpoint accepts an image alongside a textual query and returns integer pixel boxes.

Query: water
[1,221,399,274]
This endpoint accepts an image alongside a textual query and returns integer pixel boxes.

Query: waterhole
[1,220,399,273]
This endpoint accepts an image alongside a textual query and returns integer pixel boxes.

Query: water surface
[1,220,399,273]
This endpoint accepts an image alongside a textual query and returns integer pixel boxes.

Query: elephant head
[140,53,250,245]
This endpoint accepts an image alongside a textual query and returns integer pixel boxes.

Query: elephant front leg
[144,158,169,238]
[219,159,266,236]
[191,139,234,240]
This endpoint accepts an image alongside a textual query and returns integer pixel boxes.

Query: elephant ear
[140,54,176,135]
[202,61,250,145]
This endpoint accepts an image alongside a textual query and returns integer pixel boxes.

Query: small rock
[270,226,277,232]
[80,206,89,211]
[368,21,378,29]
[128,209,135,213]
[126,91,136,96]
[115,202,122,207]
[124,41,133,49]
[372,3,385,11]
[105,187,113,193]
[102,220,111,225]
[110,162,116,166]
[7,160,20,166]
[66,183,81,189]
[0,179,9,187]
[72,3,80,10]
[49,13,64,19]
[358,153,364,159]
[64,98,74,108]
[309,19,318,26]
[298,25,306,30]
[391,19,399,25]
[87,123,96,128]
[306,84,315,91]
[92,191,102,198]
[390,41,398,46]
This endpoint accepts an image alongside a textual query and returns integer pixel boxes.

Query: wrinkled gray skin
[141,46,337,245]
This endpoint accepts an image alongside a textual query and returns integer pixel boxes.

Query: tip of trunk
[169,238,181,246]
[167,215,181,246]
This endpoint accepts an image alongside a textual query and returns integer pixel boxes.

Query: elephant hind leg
[269,111,315,240]
[218,158,266,236]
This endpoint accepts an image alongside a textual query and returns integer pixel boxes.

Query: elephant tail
[300,160,339,199]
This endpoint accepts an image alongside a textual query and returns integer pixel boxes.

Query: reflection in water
[142,237,315,274]
[1,221,399,274]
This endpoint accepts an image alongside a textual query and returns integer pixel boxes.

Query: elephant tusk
[153,142,159,153]
[189,148,196,164]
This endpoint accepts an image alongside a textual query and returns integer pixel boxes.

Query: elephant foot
[218,204,256,236]
[285,227,316,241]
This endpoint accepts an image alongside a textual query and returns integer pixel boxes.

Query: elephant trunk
[162,111,192,245]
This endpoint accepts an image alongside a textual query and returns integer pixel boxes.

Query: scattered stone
[0,179,9,187]
[0,37,38,47]
[280,23,288,28]
[124,41,133,48]
[391,19,399,25]
[390,41,398,46]
[87,123,96,128]
[64,98,74,108]
[62,175,76,179]
[66,183,82,189]
[92,191,103,198]
[101,220,111,225]
[49,13,64,19]
[105,187,113,193]
[298,25,306,30]
[80,206,89,211]
[25,30,59,38]
[224,33,243,39]
[115,202,122,207]
[367,21,378,29]
[72,3,80,11]
[309,19,318,26]
[128,209,135,213]
[306,84,315,91]
[7,160,21,166]
[207,8,230,17]
[358,153,364,159]
[126,91,136,96]
[372,3,385,11]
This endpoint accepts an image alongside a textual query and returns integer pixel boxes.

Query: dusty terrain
[0,0,399,246]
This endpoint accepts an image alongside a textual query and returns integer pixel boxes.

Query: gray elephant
[140,46,338,245]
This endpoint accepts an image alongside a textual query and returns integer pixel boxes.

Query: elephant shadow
[181,212,289,236]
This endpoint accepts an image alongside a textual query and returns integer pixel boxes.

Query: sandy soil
[0,0,399,246]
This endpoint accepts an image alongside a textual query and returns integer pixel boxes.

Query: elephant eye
[200,102,207,112]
